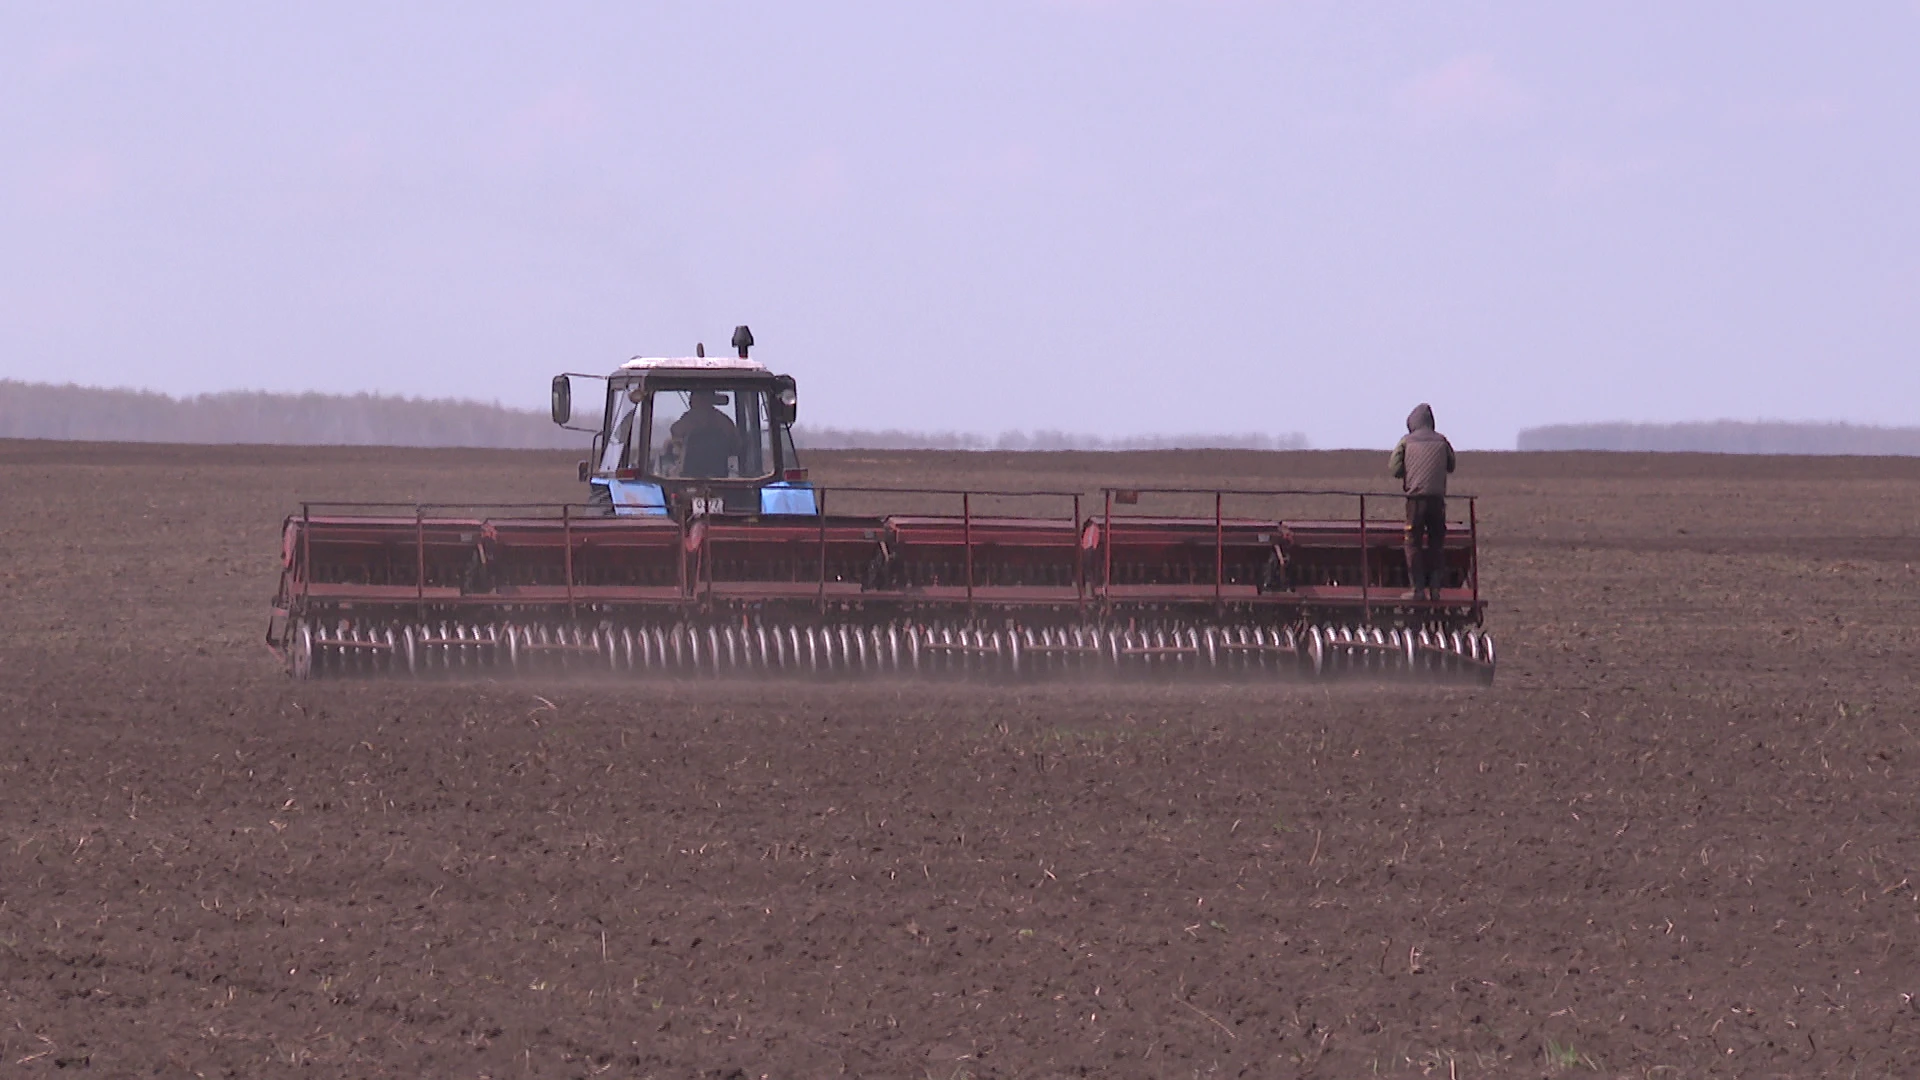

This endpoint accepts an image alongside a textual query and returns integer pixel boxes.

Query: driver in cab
[671,389,741,478]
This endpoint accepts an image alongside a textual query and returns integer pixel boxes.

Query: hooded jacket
[1388,403,1455,496]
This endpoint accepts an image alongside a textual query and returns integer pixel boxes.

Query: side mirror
[550,375,571,425]
[770,375,798,425]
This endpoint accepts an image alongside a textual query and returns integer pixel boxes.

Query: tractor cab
[551,326,815,517]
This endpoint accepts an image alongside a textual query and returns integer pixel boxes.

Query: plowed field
[2,441,1917,1078]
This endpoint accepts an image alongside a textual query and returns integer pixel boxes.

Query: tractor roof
[618,355,769,373]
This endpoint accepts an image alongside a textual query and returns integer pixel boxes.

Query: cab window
[638,386,775,480]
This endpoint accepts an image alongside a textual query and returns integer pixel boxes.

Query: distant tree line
[0,380,579,449]
[0,380,1309,452]
[1518,421,1920,456]
[793,426,1309,451]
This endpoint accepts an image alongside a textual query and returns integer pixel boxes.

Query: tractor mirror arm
[550,373,610,432]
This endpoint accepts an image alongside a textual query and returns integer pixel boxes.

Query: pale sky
[3,3,1916,449]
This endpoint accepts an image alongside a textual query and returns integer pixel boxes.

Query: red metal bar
[1213,490,1224,607]
[1469,495,1480,615]
[562,502,575,616]
[1101,489,1114,613]
[702,492,715,608]
[962,491,974,610]
[816,486,829,613]
[1358,494,1369,621]
[302,485,1445,518]
[300,504,312,611]
[677,506,690,605]
[1072,493,1084,611]
[414,506,426,616]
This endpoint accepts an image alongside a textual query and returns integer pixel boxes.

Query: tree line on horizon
[0,380,580,449]
[11,382,1914,456]
[1518,420,1920,456]
[793,425,1307,451]
[0,380,1308,452]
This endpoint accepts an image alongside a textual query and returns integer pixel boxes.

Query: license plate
[690,496,725,516]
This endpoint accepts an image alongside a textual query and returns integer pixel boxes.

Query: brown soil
[2,441,1918,1078]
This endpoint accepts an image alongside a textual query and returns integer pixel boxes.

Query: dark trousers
[1404,496,1448,592]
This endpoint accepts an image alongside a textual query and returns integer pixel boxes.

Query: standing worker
[1388,403,1456,601]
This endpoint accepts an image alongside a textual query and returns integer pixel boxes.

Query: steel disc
[291,623,313,679]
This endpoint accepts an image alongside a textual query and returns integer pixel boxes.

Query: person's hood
[1406,403,1435,432]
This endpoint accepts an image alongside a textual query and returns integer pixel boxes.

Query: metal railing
[288,486,1480,615]
[1094,487,1481,621]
